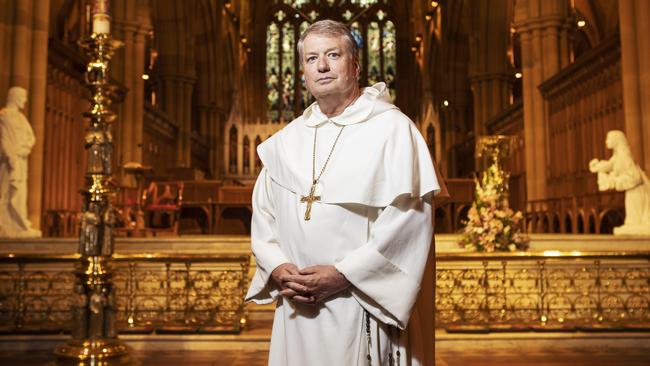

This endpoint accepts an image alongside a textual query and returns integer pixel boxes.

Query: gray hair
[297,20,359,64]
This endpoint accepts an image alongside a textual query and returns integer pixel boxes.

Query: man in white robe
[246,20,440,366]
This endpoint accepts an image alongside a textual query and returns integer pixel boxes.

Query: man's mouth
[317,77,335,82]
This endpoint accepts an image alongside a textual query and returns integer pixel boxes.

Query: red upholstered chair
[142,181,184,236]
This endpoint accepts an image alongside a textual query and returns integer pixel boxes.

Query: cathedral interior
[1,0,649,365]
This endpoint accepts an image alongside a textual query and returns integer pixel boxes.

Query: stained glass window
[382,20,396,100]
[367,22,381,86]
[350,22,363,64]
[299,21,311,110]
[266,0,395,122]
[282,22,296,121]
[267,23,281,122]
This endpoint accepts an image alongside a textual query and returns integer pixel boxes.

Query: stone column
[200,105,224,178]
[182,79,193,165]
[114,23,134,167]
[159,75,195,167]
[112,1,151,181]
[619,0,650,174]
[132,28,147,164]
[0,0,51,230]
[514,0,571,201]
[469,0,513,135]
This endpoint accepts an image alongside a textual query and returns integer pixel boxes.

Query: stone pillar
[514,0,571,201]
[182,79,193,165]
[159,75,195,167]
[0,0,51,230]
[201,105,224,178]
[115,23,134,166]
[619,0,650,174]
[112,1,151,182]
[132,28,147,164]
[469,0,513,135]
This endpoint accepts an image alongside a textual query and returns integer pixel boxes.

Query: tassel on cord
[396,327,401,366]
[365,311,402,366]
[388,325,402,366]
[365,310,372,365]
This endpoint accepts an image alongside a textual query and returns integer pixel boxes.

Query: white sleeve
[245,168,290,304]
[335,193,434,329]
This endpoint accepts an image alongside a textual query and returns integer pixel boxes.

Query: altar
[1,234,648,338]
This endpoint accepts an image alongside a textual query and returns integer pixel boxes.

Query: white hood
[257,82,440,206]
[303,82,397,127]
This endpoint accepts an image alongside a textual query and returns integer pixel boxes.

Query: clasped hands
[271,263,350,305]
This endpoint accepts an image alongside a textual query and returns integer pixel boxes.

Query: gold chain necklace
[300,123,345,220]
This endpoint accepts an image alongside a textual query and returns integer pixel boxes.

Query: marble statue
[0,87,41,237]
[589,130,650,235]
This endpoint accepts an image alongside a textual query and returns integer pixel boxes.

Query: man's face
[302,34,359,100]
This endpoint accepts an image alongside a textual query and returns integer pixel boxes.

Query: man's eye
[307,56,317,63]
[328,53,339,59]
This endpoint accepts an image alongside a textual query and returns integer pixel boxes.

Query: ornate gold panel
[0,254,250,334]
[436,253,650,331]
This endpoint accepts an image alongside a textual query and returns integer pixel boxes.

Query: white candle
[92,0,111,35]
[93,14,110,34]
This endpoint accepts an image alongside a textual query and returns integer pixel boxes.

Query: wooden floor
[2,346,649,366]
[2,322,649,366]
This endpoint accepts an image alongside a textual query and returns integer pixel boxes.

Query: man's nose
[317,57,330,72]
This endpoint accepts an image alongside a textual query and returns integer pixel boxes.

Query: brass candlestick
[475,135,515,168]
[475,135,516,195]
[54,3,130,364]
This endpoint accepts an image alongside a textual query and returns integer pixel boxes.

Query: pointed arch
[426,123,436,158]
[255,135,263,173]
[243,135,251,174]
[229,125,238,174]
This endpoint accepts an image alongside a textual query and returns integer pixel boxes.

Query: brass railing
[2,251,649,334]
[0,254,250,334]
[436,251,650,331]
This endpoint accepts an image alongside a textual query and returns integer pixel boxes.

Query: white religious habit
[246,82,440,366]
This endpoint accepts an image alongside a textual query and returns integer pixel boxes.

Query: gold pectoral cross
[300,183,320,221]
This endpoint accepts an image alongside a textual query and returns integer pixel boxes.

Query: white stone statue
[0,87,41,237]
[589,130,650,235]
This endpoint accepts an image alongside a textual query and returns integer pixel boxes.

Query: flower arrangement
[459,162,530,252]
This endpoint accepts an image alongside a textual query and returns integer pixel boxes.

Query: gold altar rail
[436,251,650,332]
[1,251,649,334]
[0,254,250,334]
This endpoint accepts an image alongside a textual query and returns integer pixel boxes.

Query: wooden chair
[141,181,184,236]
